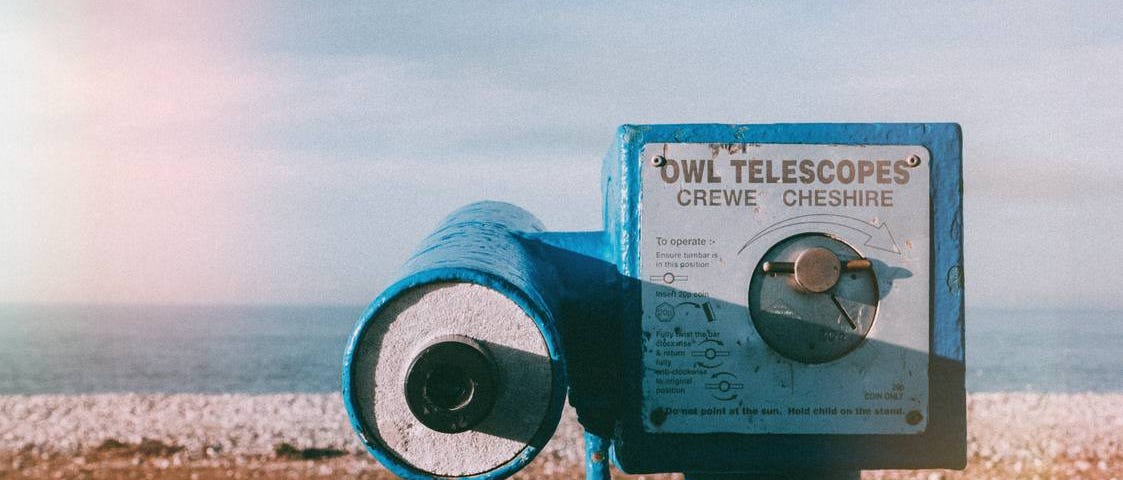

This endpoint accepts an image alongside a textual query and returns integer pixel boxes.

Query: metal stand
[684,471,860,480]
[583,431,612,480]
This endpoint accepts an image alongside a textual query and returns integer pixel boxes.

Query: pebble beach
[0,393,1119,479]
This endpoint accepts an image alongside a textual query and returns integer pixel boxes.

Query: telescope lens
[404,335,499,433]
[424,365,474,410]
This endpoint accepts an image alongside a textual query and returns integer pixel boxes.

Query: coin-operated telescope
[343,124,966,479]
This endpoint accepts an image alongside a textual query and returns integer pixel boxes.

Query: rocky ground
[0,393,1119,479]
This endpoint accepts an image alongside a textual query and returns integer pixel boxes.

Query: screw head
[906,154,922,167]
[906,410,924,425]
[651,155,666,167]
[649,407,668,426]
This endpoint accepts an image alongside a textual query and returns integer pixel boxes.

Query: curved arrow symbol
[738,214,901,255]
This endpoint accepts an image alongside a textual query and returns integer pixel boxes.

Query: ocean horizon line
[3,302,1122,315]
[0,301,369,310]
[3,388,1122,396]
[2,305,1119,395]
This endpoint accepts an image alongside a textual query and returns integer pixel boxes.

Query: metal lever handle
[762,258,871,274]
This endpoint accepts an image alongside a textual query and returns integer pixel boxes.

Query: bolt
[651,155,666,167]
[906,410,924,425]
[649,407,668,426]
[906,154,922,167]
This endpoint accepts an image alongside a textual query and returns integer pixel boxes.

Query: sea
[0,305,1120,394]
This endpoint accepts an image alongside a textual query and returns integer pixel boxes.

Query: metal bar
[584,431,611,480]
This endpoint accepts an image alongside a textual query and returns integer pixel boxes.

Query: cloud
[3,1,1123,308]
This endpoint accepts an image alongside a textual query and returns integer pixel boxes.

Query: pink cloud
[2,2,295,304]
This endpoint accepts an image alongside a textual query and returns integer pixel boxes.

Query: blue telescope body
[342,124,965,479]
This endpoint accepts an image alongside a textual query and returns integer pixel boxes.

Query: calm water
[0,305,1120,394]
[0,304,359,394]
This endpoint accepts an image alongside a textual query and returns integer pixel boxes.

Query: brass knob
[762,249,872,293]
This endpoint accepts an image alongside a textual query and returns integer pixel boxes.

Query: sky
[1,1,1121,309]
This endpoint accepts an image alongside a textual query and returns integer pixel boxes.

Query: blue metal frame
[607,124,965,473]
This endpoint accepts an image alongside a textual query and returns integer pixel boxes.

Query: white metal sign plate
[639,143,931,435]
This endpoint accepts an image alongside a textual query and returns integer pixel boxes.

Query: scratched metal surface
[608,123,965,473]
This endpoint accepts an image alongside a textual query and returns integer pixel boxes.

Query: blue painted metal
[583,431,612,480]
[341,202,569,480]
[607,124,965,473]
[344,124,964,479]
